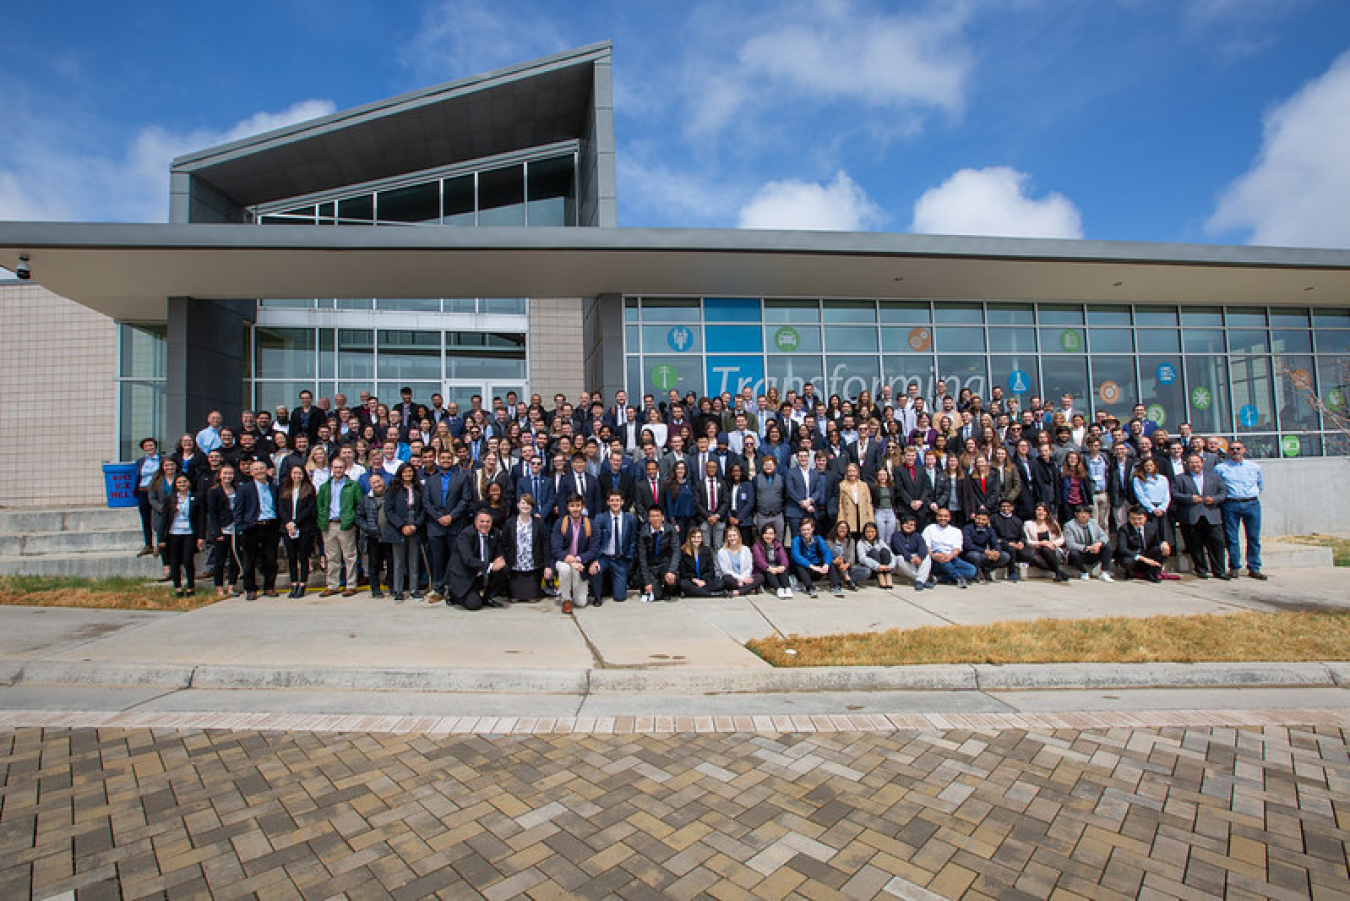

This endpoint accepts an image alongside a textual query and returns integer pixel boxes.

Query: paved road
[3,709,1349,900]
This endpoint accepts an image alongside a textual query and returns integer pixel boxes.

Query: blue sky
[3,0,1349,248]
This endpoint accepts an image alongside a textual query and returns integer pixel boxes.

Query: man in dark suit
[694,457,730,550]
[848,422,885,482]
[893,445,931,527]
[637,506,679,602]
[1171,454,1229,579]
[558,453,601,518]
[597,450,636,512]
[590,491,638,604]
[446,510,507,610]
[1113,507,1172,582]
[423,449,471,600]
[515,456,556,526]
[634,458,666,521]
[233,459,281,600]
[1106,441,1137,532]
[784,448,826,537]
[289,390,323,446]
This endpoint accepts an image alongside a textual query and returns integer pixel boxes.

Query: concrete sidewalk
[1,565,1346,696]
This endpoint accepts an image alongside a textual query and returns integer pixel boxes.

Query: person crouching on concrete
[551,494,598,612]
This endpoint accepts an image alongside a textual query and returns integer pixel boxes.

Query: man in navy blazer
[589,491,638,604]
[233,459,281,599]
[558,453,601,518]
[848,422,886,482]
[1171,454,1229,579]
[693,457,730,550]
[515,456,557,526]
[423,449,471,599]
[784,448,826,537]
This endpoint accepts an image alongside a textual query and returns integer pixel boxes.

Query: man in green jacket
[317,457,362,597]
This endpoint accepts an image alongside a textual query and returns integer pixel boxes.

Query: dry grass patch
[747,612,1350,667]
[0,576,217,612]
[1285,534,1350,566]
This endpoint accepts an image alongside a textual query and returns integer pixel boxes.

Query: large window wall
[116,323,167,460]
[249,149,578,228]
[624,297,1350,459]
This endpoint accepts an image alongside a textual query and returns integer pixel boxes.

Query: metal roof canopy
[1,222,1348,322]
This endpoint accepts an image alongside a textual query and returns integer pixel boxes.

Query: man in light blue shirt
[195,410,223,454]
[1215,440,1266,579]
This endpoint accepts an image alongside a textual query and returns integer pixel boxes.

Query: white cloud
[0,99,334,222]
[1208,50,1350,248]
[738,171,885,231]
[403,0,570,81]
[910,167,1083,239]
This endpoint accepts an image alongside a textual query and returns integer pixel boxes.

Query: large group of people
[130,380,1267,606]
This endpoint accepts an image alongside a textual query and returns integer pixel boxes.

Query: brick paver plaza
[3,711,1348,899]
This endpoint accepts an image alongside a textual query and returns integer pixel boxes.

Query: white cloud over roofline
[910,166,1084,239]
[738,171,886,231]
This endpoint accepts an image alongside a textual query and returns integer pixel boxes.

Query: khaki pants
[323,523,358,590]
[555,559,590,606]
[1092,492,1111,533]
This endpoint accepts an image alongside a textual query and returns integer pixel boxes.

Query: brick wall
[0,284,117,507]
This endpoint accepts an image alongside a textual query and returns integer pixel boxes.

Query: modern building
[2,41,1349,535]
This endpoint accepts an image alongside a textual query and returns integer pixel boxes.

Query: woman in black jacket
[503,494,552,602]
[206,463,241,598]
[677,528,719,597]
[158,474,205,597]
[961,455,1002,517]
[279,465,318,598]
[383,463,425,602]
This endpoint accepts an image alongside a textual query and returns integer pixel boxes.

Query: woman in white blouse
[716,528,763,597]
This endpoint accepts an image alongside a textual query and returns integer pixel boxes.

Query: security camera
[15,255,30,280]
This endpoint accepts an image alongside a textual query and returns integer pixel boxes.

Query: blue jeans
[594,555,630,601]
[931,555,977,584]
[1221,499,1261,573]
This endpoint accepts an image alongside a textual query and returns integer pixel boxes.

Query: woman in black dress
[504,494,551,602]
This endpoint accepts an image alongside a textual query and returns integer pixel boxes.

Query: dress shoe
[137,546,153,558]
[1216,572,1232,581]
[1249,570,1268,581]
[561,599,573,614]
[1196,571,1210,579]
[245,591,258,601]
[262,590,280,597]
[342,589,358,597]
[320,589,339,597]
[483,597,503,608]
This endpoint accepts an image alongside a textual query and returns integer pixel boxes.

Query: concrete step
[1262,540,1335,569]
[0,551,166,580]
[0,529,146,557]
[0,507,141,536]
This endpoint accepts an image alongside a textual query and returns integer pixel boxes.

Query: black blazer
[206,486,237,542]
[447,526,504,599]
[157,492,205,544]
[961,471,1002,517]
[278,488,318,536]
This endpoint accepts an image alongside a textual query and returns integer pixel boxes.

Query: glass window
[640,355,698,399]
[119,380,165,461]
[479,298,528,315]
[624,298,639,322]
[258,299,314,310]
[1226,309,1267,327]
[1183,355,1230,434]
[882,356,935,400]
[1315,330,1350,354]
[377,330,440,381]
[1182,329,1225,354]
[1226,329,1268,354]
[823,326,878,353]
[446,355,527,380]
[319,329,334,381]
[934,327,985,353]
[986,303,1034,326]
[643,324,702,354]
[705,325,763,354]
[1039,357,1089,409]
[443,298,476,314]
[1274,355,1320,431]
[1271,328,1312,354]
[767,355,825,397]
[1136,307,1178,327]
[1315,356,1350,419]
[337,329,374,380]
[335,298,374,311]
[626,357,642,397]
[443,175,474,226]
[1088,355,1137,419]
[1087,305,1132,327]
[766,324,821,354]
[880,326,934,354]
[254,381,317,419]
[1229,355,1275,433]
[933,302,983,325]
[1136,328,1180,354]
[824,355,881,401]
[988,306,1036,352]
[1037,304,1084,325]
[642,298,701,319]
[119,324,166,379]
[478,164,524,227]
[878,301,930,325]
[765,299,821,323]
[446,332,526,351]
[1181,307,1223,327]
[317,201,335,225]
[1313,308,1350,328]
[377,298,441,312]
[1137,356,1186,431]
[822,300,876,323]
[526,155,575,227]
[1040,326,1085,354]
[625,324,639,353]
[377,182,439,224]
[1279,433,1321,458]
[337,194,373,225]
[255,327,315,379]
[936,355,989,400]
[1088,329,1133,353]
[704,297,761,323]
[989,355,1040,398]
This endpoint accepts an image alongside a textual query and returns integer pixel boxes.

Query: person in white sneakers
[753,524,793,599]
[1064,506,1114,581]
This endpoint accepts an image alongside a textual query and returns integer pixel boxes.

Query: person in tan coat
[836,463,875,538]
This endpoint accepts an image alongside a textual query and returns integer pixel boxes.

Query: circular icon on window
[1098,380,1121,405]
[1189,386,1212,410]
[1281,435,1301,457]
[666,326,694,353]
[773,327,800,352]
[1146,404,1166,425]
[1059,329,1083,352]
[908,327,931,352]
[651,364,679,391]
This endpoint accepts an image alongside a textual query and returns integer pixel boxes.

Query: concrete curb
[5,659,1347,694]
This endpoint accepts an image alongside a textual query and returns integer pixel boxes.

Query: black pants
[165,534,197,589]
[1026,547,1068,578]
[760,569,790,591]
[963,549,1011,576]
[794,563,842,592]
[135,488,153,547]
[679,577,719,597]
[456,569,508,611]
[212,536,240,588]
[238,521,279,592]
[1183,520,1226,576]
[366,536,391,594]
[425,530,454,592]
[284,531,316,587]
[1067,546,1108,574]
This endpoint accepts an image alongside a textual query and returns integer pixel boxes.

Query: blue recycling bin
[102,462,138,508]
